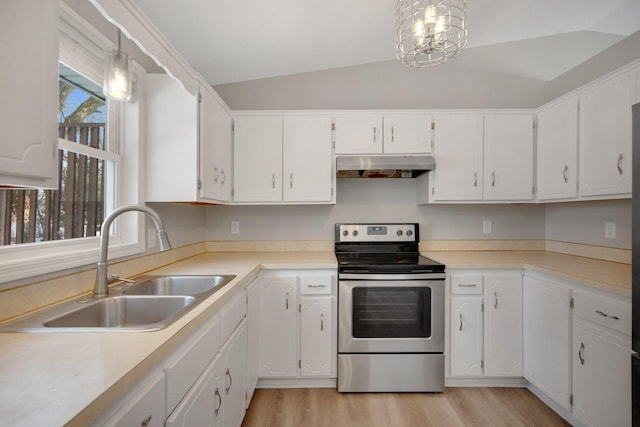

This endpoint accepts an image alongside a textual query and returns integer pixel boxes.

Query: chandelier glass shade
[396,0,467,67]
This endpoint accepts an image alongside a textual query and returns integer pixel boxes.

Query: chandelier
[396,0,467,67]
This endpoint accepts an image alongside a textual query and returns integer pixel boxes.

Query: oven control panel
[335,223,418,243]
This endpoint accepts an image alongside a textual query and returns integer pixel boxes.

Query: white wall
[146,202,206,248]
[204,179,545,242]
[545,200,631,249]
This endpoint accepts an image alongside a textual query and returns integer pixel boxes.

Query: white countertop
[0,249,630,426]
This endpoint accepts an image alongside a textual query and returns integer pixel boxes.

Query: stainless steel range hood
[336,155,435,178]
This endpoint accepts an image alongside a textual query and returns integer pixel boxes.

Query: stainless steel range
[335,223,446,393]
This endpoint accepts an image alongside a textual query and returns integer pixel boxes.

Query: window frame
[0,4,146,288]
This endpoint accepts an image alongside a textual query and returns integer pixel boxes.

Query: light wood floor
[242,387,571,427]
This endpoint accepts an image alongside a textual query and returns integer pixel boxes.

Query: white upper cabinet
[483,114,534,201]
[233,115,333,204]
[432,114,484,201]
[334,116,383,154]
[0,0,59,188]
[578,69,635,197]
[536,97,579,201]
[146,75,231,203]
[233,116,283,202]
[200,87,232,202]
[335,114,432,154]
[382,114,433,154]
[283,117,333,202]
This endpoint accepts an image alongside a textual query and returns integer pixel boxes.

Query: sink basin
[0,274,237,333]
[123,275,236,297]
[43,296,195,329]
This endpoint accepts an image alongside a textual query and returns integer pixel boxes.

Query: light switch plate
[605,222,616,239]
[231,221,240,234]
[483,220,492,234]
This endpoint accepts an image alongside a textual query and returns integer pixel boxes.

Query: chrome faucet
[94,205,171,297]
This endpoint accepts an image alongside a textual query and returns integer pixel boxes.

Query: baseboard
[445,377,527,387]
[526,383,585,427]
[256,378,337,389]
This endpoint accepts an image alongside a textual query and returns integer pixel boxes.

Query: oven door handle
[339,272,446,280]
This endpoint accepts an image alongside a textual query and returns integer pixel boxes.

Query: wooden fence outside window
[0,123,106,246]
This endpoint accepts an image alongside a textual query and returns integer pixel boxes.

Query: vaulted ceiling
[131,0,640,85]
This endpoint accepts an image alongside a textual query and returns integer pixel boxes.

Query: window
[0,5,144,286]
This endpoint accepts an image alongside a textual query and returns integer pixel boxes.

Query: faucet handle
[107,274,135,285]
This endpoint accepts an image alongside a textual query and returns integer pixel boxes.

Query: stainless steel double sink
[0,275,236,333]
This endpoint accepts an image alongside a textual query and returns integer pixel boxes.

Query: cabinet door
[200,88,232,202]
[523,276,571,411]
[300,296,332,377]
[233,116,283,202]
[165,355,223,427]
[536,97,579,201]
[579,70,635,197]
[103,371,165,427]
[450,296,483,376]
[572,318,631,427]
[258,275,298,377]
[483,114,534,201]
[432,114,484,201]
[222,320,247,427]
[283,117,332,202]
[334,116,383,154]
[383,115,432,154]
[484,274,522,377]
[0,0,58,188]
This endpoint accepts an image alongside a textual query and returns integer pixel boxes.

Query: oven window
[352,287,431,338]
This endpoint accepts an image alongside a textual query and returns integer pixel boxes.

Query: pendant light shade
[396,0,467,68]
[103,29,132,101]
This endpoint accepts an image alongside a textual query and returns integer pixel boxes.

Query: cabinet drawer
[450,274,484,295]
[220,289,247,343]
[165,317,222,416]
[300,275,333,295]
[573,289,631,336]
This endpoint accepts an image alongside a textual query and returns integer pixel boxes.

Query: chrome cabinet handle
[285,292,289,310]
[494,292,498,309]
[214,167,219,183]
[563,166,568,183]
[596,309,620,321]
[459,284,476,288]
[221,170,225,185]
[473,172,478,187]
[459,314,463,331]
[141,415,152,427]
[391,126,395,143]
[307,284,326,288]
[272,173,275,189]
[617,154,623,175]
[320,313,324,331]
[491,172,496,187]
[214,387,222,416]
[373,127,377,142]
[225,368,232,394]
[578,342,585,365]
[290,173,293,189]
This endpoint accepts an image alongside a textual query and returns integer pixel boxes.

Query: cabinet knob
[473,172,478,188]
[459,314,463,331]
[563,166,569,183]
[617,154,623,175]
[578,342,585,365]
[141,415,152,427]
[491,172,496,187]
[225,368,233,394]
[214,387,222,416]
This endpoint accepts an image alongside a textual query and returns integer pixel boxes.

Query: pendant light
[396,0,467,68]
[103,28,132,101]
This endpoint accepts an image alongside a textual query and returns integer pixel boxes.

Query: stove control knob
[342,230,348,237]
[397,230,403,236]
[352,230,359,237]
[406,230,413,237]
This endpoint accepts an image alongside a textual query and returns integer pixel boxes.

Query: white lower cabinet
[448,272,522,378]
[101,371,165,427]
[258,271,336,381]
[245,278,260,407]
[220,320,248,427]
[523,275,572,411]
[571,289,631,427]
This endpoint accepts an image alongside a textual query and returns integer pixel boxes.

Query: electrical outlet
[231,221,240,234]
[483,220,492,234]
[605,222,616,239]
[148,229,157,247]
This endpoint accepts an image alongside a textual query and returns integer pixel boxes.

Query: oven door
[338,279,444,353]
